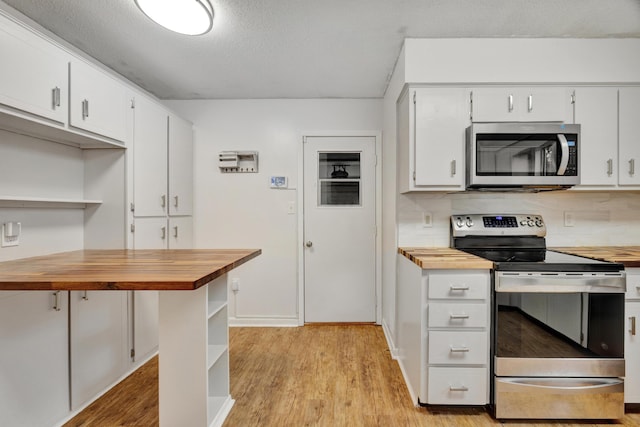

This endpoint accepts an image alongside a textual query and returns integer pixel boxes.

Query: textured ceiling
[2,0,640,99]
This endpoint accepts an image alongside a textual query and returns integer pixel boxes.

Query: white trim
[298,130,383,325]
[229,317,299,327]
[381,318,399,359]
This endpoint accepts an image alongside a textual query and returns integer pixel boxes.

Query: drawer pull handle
[449,385,469,392]
[450,346,470,353]
[631,316,637,336]
[450,313,470,319]
[450,285,469,291]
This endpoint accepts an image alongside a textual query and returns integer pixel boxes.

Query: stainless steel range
[451,214,626,420]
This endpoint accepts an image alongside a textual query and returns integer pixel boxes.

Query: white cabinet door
[168,114,193,216]
[414,88,468,188]
[69,290,128,409]
[168,216,193,249]
[573,87,618,187]
[133,96,168,217]
[0,291,69,427]
[133,217,169,249]
[472,87,570,122]
[0,20,68,124]
[69,60,127,142]
[626,301,640,403]
[618,87,640,187]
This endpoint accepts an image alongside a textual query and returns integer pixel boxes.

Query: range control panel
[451,214,546,237]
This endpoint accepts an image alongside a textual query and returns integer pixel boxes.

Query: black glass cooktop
[460,248,623,272]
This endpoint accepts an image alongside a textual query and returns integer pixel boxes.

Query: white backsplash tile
[397,191,640,247]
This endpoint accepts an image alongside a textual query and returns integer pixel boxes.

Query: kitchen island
[0,249,261,427]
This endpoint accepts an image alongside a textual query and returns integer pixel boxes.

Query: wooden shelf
[0,196,102,208]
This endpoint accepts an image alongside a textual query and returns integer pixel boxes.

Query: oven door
[494,271,626,378]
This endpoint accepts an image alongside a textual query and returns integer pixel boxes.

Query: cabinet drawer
[427,367,487,405]
[428,330,488,365]
[428,303,487,328]
[428,272,488,300]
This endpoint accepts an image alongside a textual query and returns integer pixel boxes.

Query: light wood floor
[65,325,640,426]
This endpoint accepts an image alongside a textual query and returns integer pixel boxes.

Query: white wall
[398,191,640,247]
[0,130,85,261]
[165,99,382,326]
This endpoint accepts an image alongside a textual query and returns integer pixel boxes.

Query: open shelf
[0,196,103,208]
[207,345,226,369]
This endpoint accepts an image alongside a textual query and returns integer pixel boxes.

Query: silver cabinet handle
[449,385,469,392]
[174,195,179,208]
[161,226,166,239]
[450,346,470,353]
[449,285,469,291]
[508,94,514,112]
[630,159,636,177]
[82,99,89,119]
[161,195,166,208]
[173,226,178,238]
[450,160,456,176]
[528,94,533,112]
[607,159,613,176]
[305,241,313,248]
[82,290,89,301]
[53,291,61,311]
[449,313,470,319]
[631,316,637,336]
[52,87,61,109]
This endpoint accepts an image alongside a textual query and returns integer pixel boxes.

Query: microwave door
[557,134,569,175]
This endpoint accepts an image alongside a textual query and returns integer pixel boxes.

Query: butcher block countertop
[0,249,261,291]
[398,247,493,270]
[552,246,640,268]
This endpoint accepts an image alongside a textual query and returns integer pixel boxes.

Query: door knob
[305,241,313,248]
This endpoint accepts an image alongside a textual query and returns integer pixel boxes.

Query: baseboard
[229,316,299,327]
[381,318,399,359]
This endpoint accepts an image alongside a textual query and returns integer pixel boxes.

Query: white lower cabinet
[396,254,491,406]
[69,290,128,409]
[0,291,69,427]
[626,269,640,403]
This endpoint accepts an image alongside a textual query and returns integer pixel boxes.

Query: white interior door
[303,136,376,322]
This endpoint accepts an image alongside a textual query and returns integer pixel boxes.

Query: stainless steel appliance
[451,214,626,420]
[466,123,580,190]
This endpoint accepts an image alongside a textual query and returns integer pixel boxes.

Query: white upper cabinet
[168,114,193,216]
[0,17,67,124]
[573,87,619,187]
[397,87,469,192]
[133,96,169,217]
[471,87,572,123]
[69,59,128,143]
[619,87,640,187]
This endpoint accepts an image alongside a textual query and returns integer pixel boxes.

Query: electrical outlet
[564,212,575,227]
[287,201,296,215]
[1,222,21,247]
[231,278,240,292]
[423,212,433,228]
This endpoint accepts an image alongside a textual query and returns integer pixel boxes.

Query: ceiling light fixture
[134,0,214,36]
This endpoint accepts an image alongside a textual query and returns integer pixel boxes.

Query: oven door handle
[556,133,569,176]
[497,377,624,391]
[496,273,626,293]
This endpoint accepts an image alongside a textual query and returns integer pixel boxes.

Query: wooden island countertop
[0,249,261,291]
[398,247,493,269]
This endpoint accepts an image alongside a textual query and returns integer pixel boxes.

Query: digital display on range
[483,216,518,228]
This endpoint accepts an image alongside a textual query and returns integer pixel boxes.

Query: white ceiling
[3,0,640,99]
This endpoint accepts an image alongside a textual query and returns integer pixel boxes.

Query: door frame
[297,131,382,325]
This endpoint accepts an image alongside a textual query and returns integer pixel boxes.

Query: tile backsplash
[397,191,640,248]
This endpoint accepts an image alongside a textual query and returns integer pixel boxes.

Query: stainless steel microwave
[466,123,580,190]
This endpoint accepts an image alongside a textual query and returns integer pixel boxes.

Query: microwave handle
[557,134,569,176]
